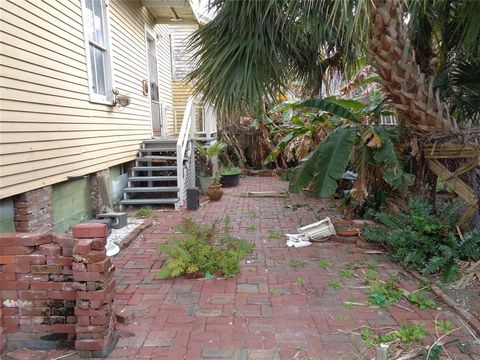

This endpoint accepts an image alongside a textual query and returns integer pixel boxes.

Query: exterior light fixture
[112,88,131,108]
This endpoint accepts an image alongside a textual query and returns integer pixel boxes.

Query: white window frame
[81,0,114,105]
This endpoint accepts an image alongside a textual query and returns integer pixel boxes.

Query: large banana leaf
[290,126,357,198]
[299,98,360,122]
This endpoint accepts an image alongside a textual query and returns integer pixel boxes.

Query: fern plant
[157,218,252,279]
[362,198,480,282]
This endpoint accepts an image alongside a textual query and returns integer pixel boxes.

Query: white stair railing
[176,96,195,206]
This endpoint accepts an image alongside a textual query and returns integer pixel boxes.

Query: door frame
[144,26,166,138]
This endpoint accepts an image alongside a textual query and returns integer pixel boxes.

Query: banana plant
[278,94,414,200]
[264,96,362,166]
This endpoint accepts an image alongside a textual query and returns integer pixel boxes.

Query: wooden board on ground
[240,191,289,198]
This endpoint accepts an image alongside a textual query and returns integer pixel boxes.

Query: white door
[146,35,162,137]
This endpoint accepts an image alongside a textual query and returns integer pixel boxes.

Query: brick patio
[104,177,478,359]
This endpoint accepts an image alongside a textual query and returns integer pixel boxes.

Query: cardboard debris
[286,233,311,248]
[297,217,336,239]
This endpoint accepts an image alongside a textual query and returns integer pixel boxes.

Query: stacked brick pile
[72,224,117,358]
[0,224,117,358]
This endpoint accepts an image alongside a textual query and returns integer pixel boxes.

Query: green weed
[407,291,437,309]
[316,259,331,269]
[294,277,305,286]
[434,319,454,334]
[134,206,154,218]
[289,260,308,269]
[368,277,402,308]
[328,280,342,289]
[267,230,283,238]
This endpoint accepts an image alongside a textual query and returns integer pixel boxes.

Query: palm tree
[188,0,480,129]
[187,0,362,114]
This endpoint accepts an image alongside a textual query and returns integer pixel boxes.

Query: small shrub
[157,218,253,279]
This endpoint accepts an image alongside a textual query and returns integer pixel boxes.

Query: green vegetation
[157,218,252,279]
[328,280,342,290]
[407,292,437,309]
[339,267,355,279]
[246,225,257,231]
[362,198,480,282]
[395,323,429,344]
[435,319,454,334]
[367,277,403,308]
[267,230,283,239]
[294,277,305,286]
[134,206,154,218]
[316,259,331,269]
[220,166,241,175]
[363,269,380,284]
[289,260,308,269]
[361,323,429,348]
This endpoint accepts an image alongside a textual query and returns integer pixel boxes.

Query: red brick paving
[36,177,479,359]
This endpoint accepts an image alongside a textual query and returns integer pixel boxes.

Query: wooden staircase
[120,139,190,208]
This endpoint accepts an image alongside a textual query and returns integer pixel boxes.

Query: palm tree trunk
[369,0,458,134]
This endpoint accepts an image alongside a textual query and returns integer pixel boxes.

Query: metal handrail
[176,96,195,206]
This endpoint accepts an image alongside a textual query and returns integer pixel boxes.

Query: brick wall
[13,186,53,233]
[0,224,117,358]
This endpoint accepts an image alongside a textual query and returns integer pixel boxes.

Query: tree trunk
[369,0,457,135]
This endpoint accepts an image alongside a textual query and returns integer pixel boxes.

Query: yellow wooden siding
[0,0,174,199]
[172,80,194,133]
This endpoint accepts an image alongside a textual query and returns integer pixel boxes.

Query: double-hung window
[82,0,113,104]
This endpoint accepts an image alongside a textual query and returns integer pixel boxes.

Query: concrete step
[128,176,177,181]
[143,138,177,144]
[139,148,176,153]
[120,198,179,205]
[132,166,177,171]
[137,156,182,162]
[124,187,179,193]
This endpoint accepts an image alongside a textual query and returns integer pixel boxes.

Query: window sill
[89,96,114,106]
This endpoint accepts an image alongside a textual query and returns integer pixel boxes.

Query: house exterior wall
[170,24,198,133]
[0,0,175,200]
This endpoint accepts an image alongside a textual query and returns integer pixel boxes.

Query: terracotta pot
[207,184,223,201]
[212,269,223,277]
[336,228,359,237]
[185,271,205,279]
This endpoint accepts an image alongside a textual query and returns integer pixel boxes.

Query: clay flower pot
[336,228,359,237]
[185,271,205,279]
[207,184,223,201]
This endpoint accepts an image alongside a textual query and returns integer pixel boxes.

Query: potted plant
[195,141,227,194]
[220,166,241,187]
[207,172,223,201]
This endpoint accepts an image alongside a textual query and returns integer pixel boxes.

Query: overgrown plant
[362,198,480,282]
[282,94,413,207]
[157,218,252,279]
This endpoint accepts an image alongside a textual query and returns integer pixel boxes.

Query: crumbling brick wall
[13,186,53,233]
[0,224,117,358]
